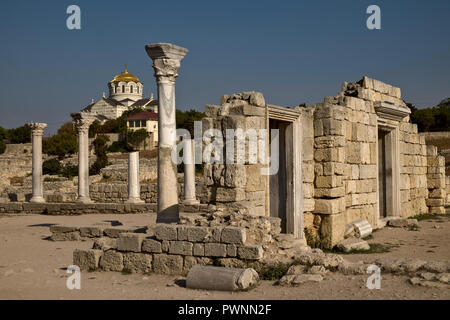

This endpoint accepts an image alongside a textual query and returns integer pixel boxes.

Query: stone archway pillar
[145,43,188,222]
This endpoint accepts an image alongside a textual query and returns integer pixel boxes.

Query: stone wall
[202,91,268,216]
[426,145,446,213]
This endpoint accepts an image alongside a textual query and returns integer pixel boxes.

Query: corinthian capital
[145,43,188,83]
[28,122,47,135]
[71,112,94,134]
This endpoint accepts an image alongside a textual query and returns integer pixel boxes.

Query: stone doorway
[377,125,400,219]
[267,105,303,238]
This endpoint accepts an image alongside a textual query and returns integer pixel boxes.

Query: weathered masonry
[202,76,446,248]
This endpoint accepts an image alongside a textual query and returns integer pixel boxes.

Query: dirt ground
[0,213,449,300]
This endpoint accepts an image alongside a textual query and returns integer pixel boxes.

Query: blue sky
[0,0,449,134]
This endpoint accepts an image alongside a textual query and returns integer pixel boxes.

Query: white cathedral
[82,66,158,121]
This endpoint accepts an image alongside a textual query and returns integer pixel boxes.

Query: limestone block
[303,199,315,212]
[154,224,178,241]
[315,187,345,198]
[237,245,263,260]
[315,176,343,188]
[314,147,344,163]
[142,238,162,253]
[314,198,345,215]
[302,138,314,161]
[346,180,357,194]
[193,243,205,256]
[187,226,209,242]
[249,92,265,107]
[73,249,102,271]
[215,187,245,202]
[51,231,81,241]
[429,188,446,198]
[322,119,344,136]
[123,253,152,273]
[79,226,103,238]
[99,251,123,271]
[117,233,145,252]
[323,162,345,176]
[227,244,237,257]
[224,164,246,188]
[245,165,266,192]
[229,104,265,117]
[177,225,188,241]
[303,183,314,198]
[168,241,193,255]
[204,243,227,257]
[359,165,377,179]
[319,213,346,248]
[50,226,78,233]
[337,238,370,252]
[426,198,445,207]
[93,237,118,251]
[303,163,315,183]
[221,227,246,244]
[429,206,445,214]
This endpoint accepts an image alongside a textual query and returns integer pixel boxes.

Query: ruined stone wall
[304,77,444,248]
[301,108,316,230]
[202,92,268,216]
[426,145,446,213]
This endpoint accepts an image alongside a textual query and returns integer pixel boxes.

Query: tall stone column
[126,151,144,204]
[183,138,199,205]
[145,43,188,222]
[71,113,94,204]
[29,122,47,203]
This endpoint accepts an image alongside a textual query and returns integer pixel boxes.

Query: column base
[183,199,200,206]
[125,198,145,204]
[76,197,93,204]
[30,196,46,204]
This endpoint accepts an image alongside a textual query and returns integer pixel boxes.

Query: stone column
[29,122,47,203]
[126,151,144,204]
[183,138,199,205]
[71,113,93,204]
[145,43,188,222]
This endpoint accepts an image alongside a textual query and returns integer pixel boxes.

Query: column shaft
[183,139,199,205]
[126,151,144,203]
[29,123,47,203]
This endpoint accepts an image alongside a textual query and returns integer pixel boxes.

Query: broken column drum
[145,43,188,222]
[29,122,47,203]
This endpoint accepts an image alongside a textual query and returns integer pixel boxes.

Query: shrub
[90,134,110,175]
[127,129,148,150]
[0,140,5,154]
[7,124,31,144]
[61,164,78,179]
[107,140,131,153]
[43,158,62,175]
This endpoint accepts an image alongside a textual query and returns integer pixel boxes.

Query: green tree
[127,129,148,150]
[90,134,110,175]
[43,122,78,158]
[176,109,205,136]
[7,124,31,143]
[43,158,62,175]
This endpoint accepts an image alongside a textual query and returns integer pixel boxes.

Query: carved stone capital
[145,43,188,83]
[28,122,47,136]
[71,112,94,134]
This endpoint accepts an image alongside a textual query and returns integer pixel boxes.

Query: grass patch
[259,263,291,281]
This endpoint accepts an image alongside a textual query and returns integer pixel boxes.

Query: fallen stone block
[186,265,259,291]
[336,238,370,253]
[93,237,118,251]
[79,226,104,238]
[51,231,81,241]
[73,249,102,271]
[279,274,323,286]
[338,261,367,275]
[50,225,79,233]
[103,227,145,238]
[387,218,417,228]
[286,265,306,275]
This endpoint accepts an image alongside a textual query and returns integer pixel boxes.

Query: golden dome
[111,65,141,83]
